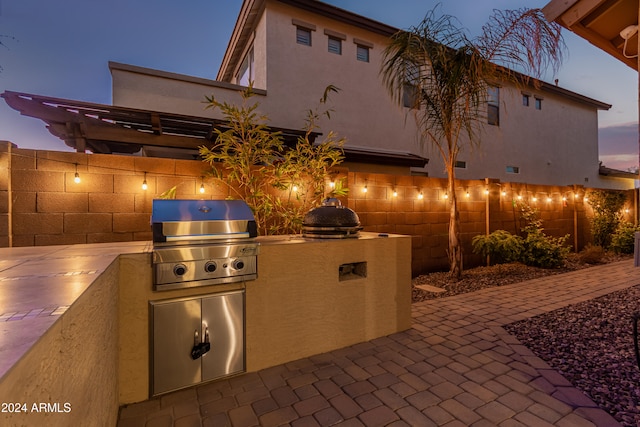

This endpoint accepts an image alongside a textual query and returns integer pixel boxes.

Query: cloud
[599,123,638,170]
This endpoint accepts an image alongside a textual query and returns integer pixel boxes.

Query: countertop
[0,232,401,382]
[0,241,151,380]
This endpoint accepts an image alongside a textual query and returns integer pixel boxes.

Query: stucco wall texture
[0,142,632,275]
[0,260,120,427]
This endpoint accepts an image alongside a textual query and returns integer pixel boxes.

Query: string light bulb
[443,192,449,200]
[392,189,398,197]
[532,196,538,202]
[546,196,552,203]
[465,191,470,198]
[142,172,148,191]
[73,163,80,184]
[484,188,489,195]
[363,185,368,193]
[517,194,523,200]
[329,180,336,189]
[417,191,424,200]
[501,190,507,197]
[292,184,298,192]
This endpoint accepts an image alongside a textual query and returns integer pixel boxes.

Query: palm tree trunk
[447,163,463,280]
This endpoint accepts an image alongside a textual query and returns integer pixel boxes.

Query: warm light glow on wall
[142,172,148,191]
[417,191,424,200]
[392,189,398,197]
[443,192,448,200]
[292,184,298,192]
[363,185,368,193]
[329,181,335,189]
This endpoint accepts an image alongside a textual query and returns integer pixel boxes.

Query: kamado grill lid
[302,198,362,238]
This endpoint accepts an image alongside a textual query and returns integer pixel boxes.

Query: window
[506,166,520,174]
[296,27,312,46]
[356,45,369,62]
[522,94,530,107]
[535,97,543,110]
[328,36,342,55]
[292,19,316,46]
[354,38,373,63]
[324,29,345,55]
[454,161,467,169]
[487,86,499,126]
[236,47,254,87]
[402,63,420,109]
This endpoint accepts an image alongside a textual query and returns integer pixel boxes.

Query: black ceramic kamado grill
[302,198,363,239]
[151,199,259,291]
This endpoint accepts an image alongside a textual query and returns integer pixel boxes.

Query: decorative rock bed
[505,285,640,427]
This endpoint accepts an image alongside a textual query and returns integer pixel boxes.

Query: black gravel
[505,285,640,427]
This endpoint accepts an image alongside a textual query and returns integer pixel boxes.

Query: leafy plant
[518,202,570,268]
[472,230,524,264]
[521,229,570,268]
[610,222,640,254]
[199,85,347,235]
[474,203,569,268]
[587,190,626,249]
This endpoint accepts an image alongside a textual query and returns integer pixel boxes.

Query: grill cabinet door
[201,290,245,381]
[152,298,202,395]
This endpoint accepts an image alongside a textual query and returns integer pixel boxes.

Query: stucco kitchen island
[0,232,411,426]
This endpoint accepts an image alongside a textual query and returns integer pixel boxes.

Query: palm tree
[381,7,564,280]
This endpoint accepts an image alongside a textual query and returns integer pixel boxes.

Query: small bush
[472,230,524,265]
[610,222,640,254]
[578,244,605,264]
[521,230,570,268]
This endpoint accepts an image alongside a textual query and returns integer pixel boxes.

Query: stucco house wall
[111,0,630,190]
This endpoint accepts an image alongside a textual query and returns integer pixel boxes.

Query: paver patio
[118,259,640,426]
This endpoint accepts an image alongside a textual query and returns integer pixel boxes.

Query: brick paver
[118,259,639,426]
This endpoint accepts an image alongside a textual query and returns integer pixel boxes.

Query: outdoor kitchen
[0,198,412,425]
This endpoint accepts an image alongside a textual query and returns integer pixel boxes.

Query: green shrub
[587,190,626,249]
[472,230,524,265]
[610,222,640,254]
[521,229,570,268]
[516,202,570,268]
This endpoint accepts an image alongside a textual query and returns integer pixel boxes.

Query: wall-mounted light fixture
[142,172,148,191]
[620,24,638,58]
[74,163,81,184]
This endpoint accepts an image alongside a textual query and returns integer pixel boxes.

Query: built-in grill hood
[152,199,258,245]
[151,199,259,291]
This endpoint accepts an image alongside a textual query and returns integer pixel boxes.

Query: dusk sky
[0,0,637,170]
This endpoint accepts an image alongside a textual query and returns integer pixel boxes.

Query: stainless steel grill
[151,199,259,291]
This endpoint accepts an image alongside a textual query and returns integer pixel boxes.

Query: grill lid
[302,198,360,228]
[152,199,257,243]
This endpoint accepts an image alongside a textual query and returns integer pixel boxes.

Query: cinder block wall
[0,142,633,276]
[348,172,607,275]
[3,143,217,246]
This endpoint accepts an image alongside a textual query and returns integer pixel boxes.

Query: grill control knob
[173,264,187,277]
[204,261,217,273]
[232,259,245,270]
